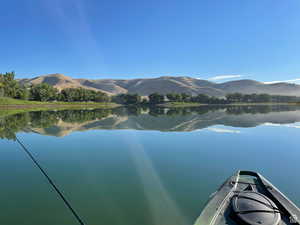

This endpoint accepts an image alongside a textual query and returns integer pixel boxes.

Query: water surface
[1,105,300,225]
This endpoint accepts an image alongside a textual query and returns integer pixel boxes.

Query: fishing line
[15,135,86,225]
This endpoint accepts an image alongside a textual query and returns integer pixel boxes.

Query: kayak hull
[194,171,300,225]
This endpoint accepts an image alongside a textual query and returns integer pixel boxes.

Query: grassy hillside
[19,73,300,97]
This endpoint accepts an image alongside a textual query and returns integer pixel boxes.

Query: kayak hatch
[194,170,300,225]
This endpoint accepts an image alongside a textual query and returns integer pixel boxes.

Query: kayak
[194,170,300,225]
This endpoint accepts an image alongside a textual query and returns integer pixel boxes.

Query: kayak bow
[194,170,300,225]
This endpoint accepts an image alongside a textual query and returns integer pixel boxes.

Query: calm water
[1,105,300,225]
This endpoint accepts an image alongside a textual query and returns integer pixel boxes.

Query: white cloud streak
[208,75,243,81]
[263,78,300,84]
[41,0,105,69]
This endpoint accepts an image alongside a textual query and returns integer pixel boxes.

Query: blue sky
[1,0,300,83]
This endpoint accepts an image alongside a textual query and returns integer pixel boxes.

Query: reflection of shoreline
[159,102,300,108]
[1,105,300,139]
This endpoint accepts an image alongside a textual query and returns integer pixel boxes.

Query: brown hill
[19,74,300,97]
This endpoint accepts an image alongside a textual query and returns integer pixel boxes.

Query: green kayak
[194,170,300,225]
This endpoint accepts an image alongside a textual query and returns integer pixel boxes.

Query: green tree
[226,93,243,103]
[94,91,110,102]
[180,93,191,102]
[166,93,183,102]
[0,71,20,98]
[0,82,4,97]
[191,94,210,103]
[257,94,271,103]
[60,88,109,102]
[30,83,59,101]
[15,87,30,100]
[112,93,141,104]
[141,98,148,105]
[148,93,164,104]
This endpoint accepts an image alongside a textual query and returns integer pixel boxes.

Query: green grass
[0,97,120,118]
[0,97,116,105]
[0,97,119,109]
[0,97,44,105]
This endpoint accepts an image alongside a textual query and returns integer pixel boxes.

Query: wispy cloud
[208,75,243,81]
[264,78,300,84]
[206,127,241,133]
[41,0,105,68]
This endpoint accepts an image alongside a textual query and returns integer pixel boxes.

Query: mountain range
[19,73,300,97]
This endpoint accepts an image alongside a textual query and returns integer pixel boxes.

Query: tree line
[0,72,110,102]
[1,71,300,104]
[113,92,300,105]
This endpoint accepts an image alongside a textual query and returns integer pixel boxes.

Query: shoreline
[0,103,119,109]
[0,102,120,118]
[0,97,299,110]
[0,97,120,110]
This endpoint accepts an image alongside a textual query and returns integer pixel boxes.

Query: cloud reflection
[205,127,241,134]
[264,123,300,129]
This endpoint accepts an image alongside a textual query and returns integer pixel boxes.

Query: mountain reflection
[1,105,300,139]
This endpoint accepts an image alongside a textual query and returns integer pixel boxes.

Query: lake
[1,105,300,225]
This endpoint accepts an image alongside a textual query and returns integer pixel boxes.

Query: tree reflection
[1,105,300,139]
[0,109,112,140]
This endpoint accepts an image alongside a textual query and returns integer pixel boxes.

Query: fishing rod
[15,135,86,225]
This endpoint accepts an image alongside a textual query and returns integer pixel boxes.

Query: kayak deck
[194,171,300,225]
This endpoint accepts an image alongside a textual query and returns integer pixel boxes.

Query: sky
[1,0,300,83]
